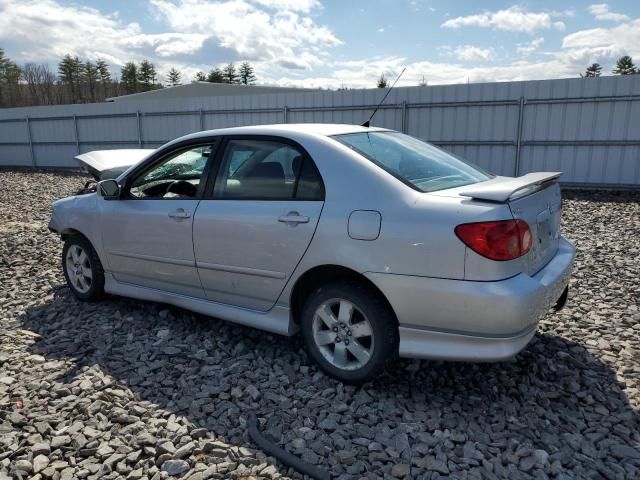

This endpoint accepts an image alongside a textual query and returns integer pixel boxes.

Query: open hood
[75,149,155,180]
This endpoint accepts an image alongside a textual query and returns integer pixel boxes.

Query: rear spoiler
[459,172,562,203]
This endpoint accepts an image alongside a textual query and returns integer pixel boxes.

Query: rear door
[193,136,325,311]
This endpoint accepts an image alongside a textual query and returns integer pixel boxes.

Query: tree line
[581,55,639,78]
[0,48,258,108]
[193,62,256,85]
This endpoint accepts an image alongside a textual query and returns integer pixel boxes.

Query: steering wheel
[164,180,197,198]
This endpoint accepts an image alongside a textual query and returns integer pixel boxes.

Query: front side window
[129,144,213,199]
[214,139,324,200]
[334,131,491,193]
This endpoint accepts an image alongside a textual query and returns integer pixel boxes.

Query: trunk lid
[507,181,562,275]
[432,172,563,276]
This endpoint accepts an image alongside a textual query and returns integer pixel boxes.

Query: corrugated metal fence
[1,75,639,187]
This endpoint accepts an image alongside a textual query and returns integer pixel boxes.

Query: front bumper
[366,236,576,361]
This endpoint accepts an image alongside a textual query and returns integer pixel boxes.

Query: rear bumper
[366,236,576,361]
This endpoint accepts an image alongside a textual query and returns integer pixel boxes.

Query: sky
[0,0,639,89]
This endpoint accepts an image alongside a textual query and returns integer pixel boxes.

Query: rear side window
[214,139,324,200]
[334,131,491,192]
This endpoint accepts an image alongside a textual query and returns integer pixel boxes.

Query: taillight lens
[455,219,532,261]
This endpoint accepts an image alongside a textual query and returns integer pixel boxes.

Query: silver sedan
[49,124,575,383]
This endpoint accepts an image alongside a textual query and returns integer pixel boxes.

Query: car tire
[300,281,398,384]
[62,235,105,302]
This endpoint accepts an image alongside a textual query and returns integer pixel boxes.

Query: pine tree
[0,48,21,107]
[0,48,20,84]
[222,63,239,84]
[0,48,10,82]
[95,59,111,99]
[166,67,182,86]
[239,62,256,85]
[95,59,111,83]
[58,54,83,102]
[194,71,207,82]
[83,61,99,102]
[612,56,637,75]
[121,62,138,94]
[581,63,602,78]
[138,59,157,91]
[206,68,225,83]
[377,73,388,88]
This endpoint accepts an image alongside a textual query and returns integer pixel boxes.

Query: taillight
[455,219,532,261]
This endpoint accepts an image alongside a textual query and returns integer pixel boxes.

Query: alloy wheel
[65,244,92,294]
[312,298,374,370]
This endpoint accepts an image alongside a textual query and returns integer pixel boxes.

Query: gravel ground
[0,170,639,480]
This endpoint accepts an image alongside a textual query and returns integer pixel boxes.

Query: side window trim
[202,134,325,201]
[121,138,221,200]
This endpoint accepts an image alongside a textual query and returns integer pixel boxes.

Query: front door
[193,137,325,311]
[101,143,215,298]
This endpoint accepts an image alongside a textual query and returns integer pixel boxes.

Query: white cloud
[250,0,321,13]
[274,52,590,89]
[552,21,566,31]
[0,0,341,82]
[0,0,139,64]
[517,37,544,56]
[272,15,640,90]
[452,45,494,62]
[588,4,630,22]
[562,19,640,58]
[123,33,209,57]
[377,27,385,33]
[408,1,435,12]
[0,0,215,67]
[441,6,566,34]
[149,0,340,70]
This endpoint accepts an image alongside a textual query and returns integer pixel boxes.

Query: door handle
[168,208,191,219]
[278,212,310,225]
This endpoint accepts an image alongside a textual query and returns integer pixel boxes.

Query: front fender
[49,193,108,268]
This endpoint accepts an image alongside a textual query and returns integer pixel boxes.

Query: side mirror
[98,179,120,199]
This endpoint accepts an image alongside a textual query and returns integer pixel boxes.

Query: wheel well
[60,228,85,241]
[289,265,397,325]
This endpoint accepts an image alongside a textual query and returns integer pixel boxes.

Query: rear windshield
[334,131,491,192]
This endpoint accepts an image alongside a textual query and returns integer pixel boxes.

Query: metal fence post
[136,111,143,147]
[25,116,36,168]
[283,105,288,124]
[514,96,525,176]
[200,108,205,131]
[401,101,408,133]
[73,114,80,154]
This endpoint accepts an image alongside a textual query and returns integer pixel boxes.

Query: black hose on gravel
[248,415,332,480]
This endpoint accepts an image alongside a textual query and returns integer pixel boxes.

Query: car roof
[182,123,391,140]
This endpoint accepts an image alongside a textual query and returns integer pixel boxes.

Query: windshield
[334,131,491,192]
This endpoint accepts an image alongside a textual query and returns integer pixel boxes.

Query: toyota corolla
[49,124,575,383]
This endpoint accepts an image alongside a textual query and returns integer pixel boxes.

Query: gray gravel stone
[13,459,32,474]
[391,463,411,477]
[31,442,51,456]
[161,459,190,476]
[32,455,49,473]
[174,442,195,459]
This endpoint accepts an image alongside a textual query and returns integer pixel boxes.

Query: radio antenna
[362,67,406,127]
